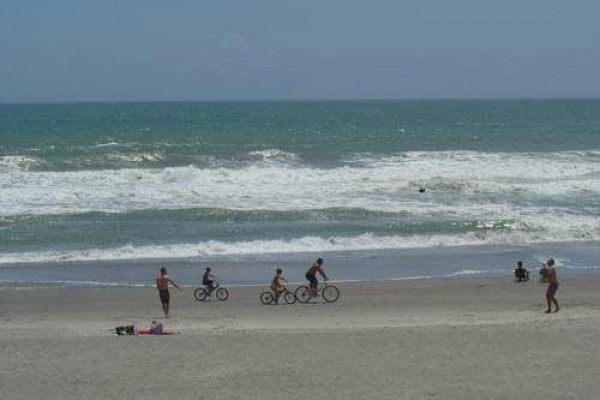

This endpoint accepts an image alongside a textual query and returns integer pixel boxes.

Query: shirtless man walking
[156,267,182,317]
[544,258,560,314]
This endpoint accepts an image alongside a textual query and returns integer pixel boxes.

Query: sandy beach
[1,276,600,400]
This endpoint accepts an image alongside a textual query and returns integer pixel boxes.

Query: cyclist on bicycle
[202,267,217,296]
[306,258,328,297]
[270,268,288,304]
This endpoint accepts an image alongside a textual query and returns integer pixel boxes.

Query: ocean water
[1,100,599,286]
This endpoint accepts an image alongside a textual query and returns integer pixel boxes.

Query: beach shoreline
[2,275,600,399]
[2,240,599,288]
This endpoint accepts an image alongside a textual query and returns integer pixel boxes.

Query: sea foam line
[2,229,600,266]
[1,150,599,217]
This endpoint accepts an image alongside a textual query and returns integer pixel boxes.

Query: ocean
[1,100,599,286]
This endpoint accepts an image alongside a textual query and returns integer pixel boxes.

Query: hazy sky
[2,0,599,102]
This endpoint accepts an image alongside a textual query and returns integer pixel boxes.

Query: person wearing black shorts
[305,258,328,297]
[159,288,170,305]
[155,267,182,317]
[202,267,217,295]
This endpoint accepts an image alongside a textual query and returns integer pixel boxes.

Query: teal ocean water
[1,100,599,285]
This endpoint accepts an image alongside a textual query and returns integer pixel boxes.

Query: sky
[1,0,599,102]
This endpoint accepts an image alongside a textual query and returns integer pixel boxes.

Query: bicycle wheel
[259,291,274,305]
[322,285,339,303]
[294,285,311,304]
[284,290,296,305]
[193,288,208,301]
[216,287,229,301]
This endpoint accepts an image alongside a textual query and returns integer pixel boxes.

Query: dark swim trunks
[547,282,559,296]
[159,289,170,305]
[305,272,318,287]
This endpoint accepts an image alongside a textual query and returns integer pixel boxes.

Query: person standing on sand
[544,258,559,314]
[156,267,182,317]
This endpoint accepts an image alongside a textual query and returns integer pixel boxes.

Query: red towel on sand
[137,329,176,335]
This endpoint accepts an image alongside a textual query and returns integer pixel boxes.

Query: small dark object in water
[418,188,426,193]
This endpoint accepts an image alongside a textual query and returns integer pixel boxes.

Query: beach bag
[115,325,136,335]
[149,321,163,335]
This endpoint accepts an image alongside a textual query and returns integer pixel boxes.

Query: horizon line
[1,96,600,106]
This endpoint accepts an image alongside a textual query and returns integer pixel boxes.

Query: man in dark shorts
[202,267,217,296]
[306,257,328,297]
[156,267,182,317]
[544,258,559,314]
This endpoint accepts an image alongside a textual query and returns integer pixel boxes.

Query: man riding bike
[305,257,328,297]
[202,267,218,296]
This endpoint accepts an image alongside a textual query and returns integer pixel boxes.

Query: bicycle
[259,286,296,305]
[294,281,339,303]
[193,281,229,301]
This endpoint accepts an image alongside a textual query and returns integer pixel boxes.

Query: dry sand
[1,276,600,399]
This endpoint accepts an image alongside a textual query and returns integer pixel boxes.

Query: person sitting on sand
[156,267,182,318]
[306,258,328,297]
[544,258,560,314]
[202,267,217,295]
[270,268,288,304]
[514,261,529,282]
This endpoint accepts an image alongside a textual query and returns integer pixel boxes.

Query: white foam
[1,150,599,218]
[2,229,599,265]
[0,155,40,171]
[105,152,164,163]
[443,269,491,277]
[246,149,300,163]
[1,150,599,256]
[351,150,600,196]
[94,142,120,148]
